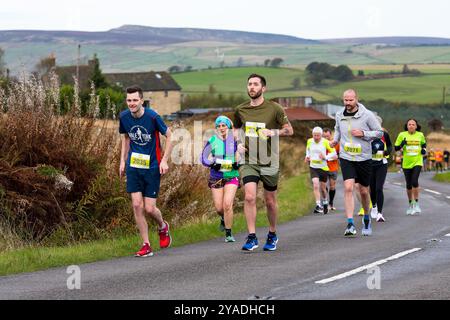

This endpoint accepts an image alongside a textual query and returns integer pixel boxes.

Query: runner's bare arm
[120,134,130,178]
[160,128,174,175]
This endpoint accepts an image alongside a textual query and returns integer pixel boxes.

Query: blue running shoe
[362,219,372,236]
[344,224,357,237]
[242,237,259,251]
[263,234,279,251]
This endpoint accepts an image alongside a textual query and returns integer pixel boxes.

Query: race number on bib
[216,159,233,172]
[405,145,420,157]
[130,153,151,169]
[344,143,362,156]
[246,122,266,138]
[372,151,384,161]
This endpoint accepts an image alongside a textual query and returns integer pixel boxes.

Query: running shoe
[371,207,379,220]
[263,234,279,252]
[376,213,386,223]
[135,243,154,258]
[159,221,173,249]
[414,203,422,214]
[406,203,415,216]
[330,206,337,211]
[323,204,329,215]
[242,237,259,251]
[345,224,357,237]
[362,219,372,236]
[225,235,236,243]
[314,205,324,214]
[219,217,225,232]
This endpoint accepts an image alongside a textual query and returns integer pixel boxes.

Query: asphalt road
[1,172,449,300]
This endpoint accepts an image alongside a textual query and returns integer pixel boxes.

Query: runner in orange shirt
[323,128,340,211]
[435,148,444,172]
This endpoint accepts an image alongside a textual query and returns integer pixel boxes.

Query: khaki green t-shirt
[234,100,290,167]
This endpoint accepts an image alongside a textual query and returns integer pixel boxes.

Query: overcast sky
[1,0,449,39]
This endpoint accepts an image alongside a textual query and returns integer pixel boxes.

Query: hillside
[2,26,450,74]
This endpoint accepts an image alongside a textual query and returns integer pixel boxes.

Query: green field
[319,74,450,104]
[173,66,450,104]
[434,172,450,183]
[3,41,450,75]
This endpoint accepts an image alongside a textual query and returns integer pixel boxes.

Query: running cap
[215,116,233,129]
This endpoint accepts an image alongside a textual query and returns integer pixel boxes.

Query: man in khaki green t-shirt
[234,74,294,252]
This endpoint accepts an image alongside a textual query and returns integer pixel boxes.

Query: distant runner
[395,119,427,216]
[323,128,340,211]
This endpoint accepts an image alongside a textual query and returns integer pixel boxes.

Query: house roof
[285,107,333,121]
[104,71,182,92]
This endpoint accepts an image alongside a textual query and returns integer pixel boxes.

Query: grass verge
[0,174,313,276]
[433,172,450,183]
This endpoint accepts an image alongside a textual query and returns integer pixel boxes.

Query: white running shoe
[406,204,415,215]
[376,213,386,222]
[414,203,422,214]
[371,207,379,219]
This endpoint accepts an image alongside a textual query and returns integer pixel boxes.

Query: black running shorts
[340,159,372,187]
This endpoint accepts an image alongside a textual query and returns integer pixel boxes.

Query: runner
[119,85,174,258]
[322,128,339,211]
[305,127,337,215]
[444,149,450,171]
[428,148,436,172]
[435,148,444,173]
[394,119,427,215]
[233,74,294,252]
[330,89,383,237]
[201,116,240,243]
[370,116,392,223]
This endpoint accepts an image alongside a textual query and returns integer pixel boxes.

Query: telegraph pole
[76,44,81,81]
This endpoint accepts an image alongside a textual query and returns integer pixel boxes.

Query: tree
[35,55,55,76]
[270,58,284,68]
[428,118,443,132]
[358,70,365,77]
[184,66,193,72]
[402,64,410,74]
[264,59,271,67]
[0,47,5,78]
[330,65,355,81]
[291,77,301,90]
[306,72,326,86]
[236,57,244,67]
[168,65,181,73]
[208,84,217,95]
[89,54,108,89]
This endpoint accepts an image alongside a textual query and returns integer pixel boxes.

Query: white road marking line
[425,189,442,195]
[315,248,422,285]
[446,196,450,200]
[393,182,402,186]
[445,234,450,237]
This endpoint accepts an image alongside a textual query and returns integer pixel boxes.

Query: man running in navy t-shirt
[119,86,174,258]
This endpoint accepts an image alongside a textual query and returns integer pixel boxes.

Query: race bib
[344,143,362,156]
[130,153,151,169]
[406,145,420,157]
[216,159,233,172]
[246,122,266,138]
[312,159,323,165]
[372,151,384,161]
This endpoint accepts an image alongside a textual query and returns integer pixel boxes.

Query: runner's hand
[119,161,126,179]
[260,129,275,138]
[238,143,247,154]
[330,141,338,148]
[160,159,169,175]
[351,129,364,137]
[319,153,325,160]
[305,156,311,163]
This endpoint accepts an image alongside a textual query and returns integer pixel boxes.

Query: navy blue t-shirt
[119,108,168,170]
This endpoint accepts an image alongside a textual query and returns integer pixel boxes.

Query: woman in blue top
[202,116,241,243]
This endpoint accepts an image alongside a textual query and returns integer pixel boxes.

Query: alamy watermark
[366,266,381,290]
[67,265,81,290]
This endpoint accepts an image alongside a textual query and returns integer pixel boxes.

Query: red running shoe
[135,243,154,258]
[159,221,172,249]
